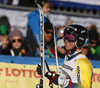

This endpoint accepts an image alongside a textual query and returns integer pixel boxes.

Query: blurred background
[0,1,100,88]
[0,0,100,36]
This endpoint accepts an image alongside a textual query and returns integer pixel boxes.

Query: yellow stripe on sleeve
[76,58,92,88]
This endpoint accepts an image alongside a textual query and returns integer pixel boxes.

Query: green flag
[0,25,7,37]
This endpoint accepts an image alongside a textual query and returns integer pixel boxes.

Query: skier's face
[64,39,75,52]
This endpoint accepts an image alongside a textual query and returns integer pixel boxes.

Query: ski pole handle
[36,84,43,88]
[36,79,43,88]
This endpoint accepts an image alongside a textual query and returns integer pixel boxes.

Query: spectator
[81,44,100,60]
[99,33,100,44]
[7,29,34,56]
[0,16,11,54]
[0,25,9,54]
[37,22,54,58]
[88,24,98,31]
[0,15,11,33]
[27,0,52,55]
[88,29,100,56]
[57,26,67,58]
[44,22,54,49]
[81,44,90,56]
[0,34,9,54]
[67,19,73,26]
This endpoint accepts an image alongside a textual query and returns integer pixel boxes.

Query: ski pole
[47,12,61,88]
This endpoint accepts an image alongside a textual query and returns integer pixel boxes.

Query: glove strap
[49,71,56,87]
[69,80,72,88]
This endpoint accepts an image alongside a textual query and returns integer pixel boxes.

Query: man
[44,22,53,49]
[88,29,100,56]
[0,25,9,54]
[57,26,67,58]
[37,24,93,88]
[37,22,54,58]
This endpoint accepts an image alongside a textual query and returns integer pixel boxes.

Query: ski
[36,3,45,88]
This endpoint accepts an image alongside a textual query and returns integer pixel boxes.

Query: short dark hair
[44,22,53,31]
[88,30,99,42]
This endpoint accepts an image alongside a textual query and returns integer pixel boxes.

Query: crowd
[0,1,98,88]
[0,0,100,61]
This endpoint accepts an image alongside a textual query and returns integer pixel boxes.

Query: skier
[37,24,93,88]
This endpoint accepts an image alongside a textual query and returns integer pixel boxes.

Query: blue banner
[0,55,100,68]
[48,0,100,10]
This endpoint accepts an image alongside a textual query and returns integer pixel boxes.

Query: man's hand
[37,63,42,75]
[1,36,9,49]
[37,60,50,75]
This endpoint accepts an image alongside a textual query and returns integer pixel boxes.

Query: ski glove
[37,60,55,80]
[37,61,70,87]
[37,60,50,75]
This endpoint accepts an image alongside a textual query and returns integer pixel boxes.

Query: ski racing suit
[51,50,93,88]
